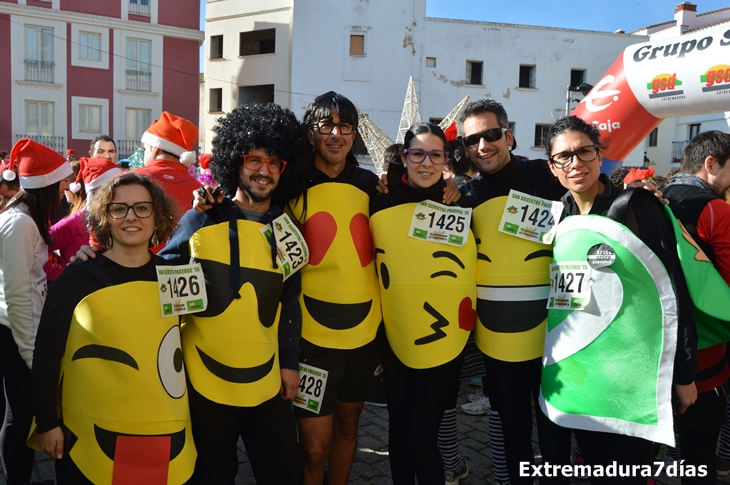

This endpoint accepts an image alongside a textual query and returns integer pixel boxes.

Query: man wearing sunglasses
[286,92,384,485]
[159,103,310,484]
[457,99,571,485]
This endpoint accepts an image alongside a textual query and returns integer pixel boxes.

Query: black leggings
[483,354,572,485]
[0,325,34,485]
[573,429,655,485]
[383,341,463,485]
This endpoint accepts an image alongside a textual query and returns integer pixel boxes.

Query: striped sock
[490,410,510,484]
[439,407,463,473]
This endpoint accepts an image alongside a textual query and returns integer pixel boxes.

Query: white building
[632,2,730,174]
[203,0,646,167]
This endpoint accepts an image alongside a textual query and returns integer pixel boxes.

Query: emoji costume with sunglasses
[287,163,381,349]
[460,155,566,362]
[31,256,195,485]
[370,177,476,369]
[159,199,299,406]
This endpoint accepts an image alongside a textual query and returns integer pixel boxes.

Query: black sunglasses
[461,128,508,148]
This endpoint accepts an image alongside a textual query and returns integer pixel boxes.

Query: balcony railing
[671,140,690,163]
[129,0,150,16]
[14,135,65,153]
[116,140,139,160]
[125,70,151,92]
[24,59,55,83]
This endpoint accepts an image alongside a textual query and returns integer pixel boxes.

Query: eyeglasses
[549,144,600,171]
[241,154,287,175]
[404,148,450,165]
[462,128,508,149]
[312,122,354,135]
[107,202,154,219]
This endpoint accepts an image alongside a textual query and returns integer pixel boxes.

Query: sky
[198,0,730,70]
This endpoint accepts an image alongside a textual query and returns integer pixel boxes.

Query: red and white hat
[141,111,198,166]
[0,160,17,182]
[69,157,122,193]
[9,138,73,190]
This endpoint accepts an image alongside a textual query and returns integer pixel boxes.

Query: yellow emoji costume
[183,217,283,406]
[472,198,552,362]
[31,257,195,485]
[288,182,381,349]
[370,203,476,369]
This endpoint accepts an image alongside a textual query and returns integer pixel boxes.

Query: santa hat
[65,149,76,156]
[9,138,73,190]
[69,157,122,193]
[623,167,656,187]
[0,160,16,182]
[140,111,198,167]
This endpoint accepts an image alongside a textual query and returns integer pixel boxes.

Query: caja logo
[646,73,684,99]
[701,64,730,93]
[582,75,621,113]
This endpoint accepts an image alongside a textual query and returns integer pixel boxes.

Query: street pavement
[9,381,730,484]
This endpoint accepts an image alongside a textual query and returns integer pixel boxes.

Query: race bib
[408,200,472,246]
[156,263,208,317]
[547,261,592,310]
[293,363,328,414]
[498,190,563,245]
[260,214,308,281]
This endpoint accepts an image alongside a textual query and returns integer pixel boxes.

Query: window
[534,124,551,147]
[649,127,658,147]
[129,0,150,16]
[210,35,223,59]
[26,101,54,136]
[426,57,436,68]
[79,32,101,61]
[570,69,585,90]
[466,61,482,85]
[119,108,151,157]
[238,85,274,105]
[79,105,101,133]
[126,39,151,91]
[239,29,275,56]
[689,123,701,140]
[519,65,536,88]
[210,88,222,112]
[25,26,54,83]
[349,34,365,57]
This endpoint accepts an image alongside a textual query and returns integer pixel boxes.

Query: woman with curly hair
[32,172,196,484]
[160,102,309,485]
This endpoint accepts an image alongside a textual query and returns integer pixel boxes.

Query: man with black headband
[286,92,383,485]
[457,99,572,485]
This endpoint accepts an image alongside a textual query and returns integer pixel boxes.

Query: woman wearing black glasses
[31,173,197,484]
[539,116,697,483]
[370,123,476,485]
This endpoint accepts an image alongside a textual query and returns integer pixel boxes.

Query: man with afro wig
[160,102,310,484]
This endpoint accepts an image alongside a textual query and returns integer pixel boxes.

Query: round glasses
[403,148,449,165]
[312,122,354,135]
[549,144,600,171]
[241,154,287,175]
[107,202,154,219]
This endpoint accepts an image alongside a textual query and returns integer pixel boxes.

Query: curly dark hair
[210,103,310,206]
[86,172,178,248]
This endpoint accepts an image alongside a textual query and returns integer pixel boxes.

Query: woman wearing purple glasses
[370,123,476,485]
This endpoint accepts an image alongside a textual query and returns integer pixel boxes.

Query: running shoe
[445,461,469,485]
[460,395,491,415]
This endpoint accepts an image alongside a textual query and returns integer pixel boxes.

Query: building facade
[202,0,645,166]
[0,0,203,157]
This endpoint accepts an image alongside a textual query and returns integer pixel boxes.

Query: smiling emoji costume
[32,258,195,485]
[288,180,381,349]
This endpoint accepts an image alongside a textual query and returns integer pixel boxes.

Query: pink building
[0,0,203,158]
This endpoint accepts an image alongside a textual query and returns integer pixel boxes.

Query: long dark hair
[2,183,62,245]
